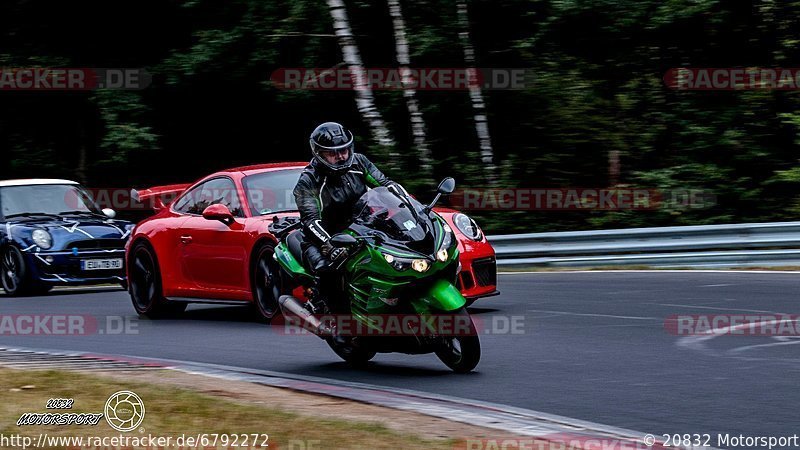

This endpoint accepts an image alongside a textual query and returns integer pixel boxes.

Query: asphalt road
[1,272,798,439]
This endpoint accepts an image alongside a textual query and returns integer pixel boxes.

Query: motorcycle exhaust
[279,295,327,336]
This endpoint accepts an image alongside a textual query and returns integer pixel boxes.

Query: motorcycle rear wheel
[326,337,376,367]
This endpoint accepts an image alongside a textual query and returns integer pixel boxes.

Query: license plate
[81,259,123,271]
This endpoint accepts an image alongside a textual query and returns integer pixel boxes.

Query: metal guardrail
[488,221,800,268]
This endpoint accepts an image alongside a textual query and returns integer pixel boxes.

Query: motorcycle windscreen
[352,187,431,243]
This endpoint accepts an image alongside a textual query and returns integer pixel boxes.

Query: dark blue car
[0,179,133,296]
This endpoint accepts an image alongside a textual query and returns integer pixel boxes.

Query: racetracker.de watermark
[0,68,151,91]
[664,314,800,336]
[454,435,669,450]
[274,314,526,337]
[0,315,138,336]
[664,67,800,90]
[450,189,715,211]
[270,68,534,90]
[73,187,295,213]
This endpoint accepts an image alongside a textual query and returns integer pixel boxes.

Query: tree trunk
[457,0,498,186]
[77,120,88,185]
[388,0,432,179]
[609,149,620,186]
[326,0,397,164]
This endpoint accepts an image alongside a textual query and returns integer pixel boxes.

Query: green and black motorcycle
[269,178,480,373]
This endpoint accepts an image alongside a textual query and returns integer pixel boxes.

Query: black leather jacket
[293,153,396,245]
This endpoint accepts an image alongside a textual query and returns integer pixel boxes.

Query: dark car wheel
[1,245,48,297]
[129,241,186,318]
[251,244,280,322]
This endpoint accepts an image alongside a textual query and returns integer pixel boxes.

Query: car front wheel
[1,245,48,296]
[129,241,186,318]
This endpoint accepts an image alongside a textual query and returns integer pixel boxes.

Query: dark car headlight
[31,229,52,249]
[453,213,483,241]
[436,222,454,261]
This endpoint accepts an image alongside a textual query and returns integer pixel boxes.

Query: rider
[293,122,407,312]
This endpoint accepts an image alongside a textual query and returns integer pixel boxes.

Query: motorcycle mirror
[425,177,457,212]
[330,233,358,248]
[437,177,456,194]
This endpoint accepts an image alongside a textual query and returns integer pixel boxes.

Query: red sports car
[126,163,497,320]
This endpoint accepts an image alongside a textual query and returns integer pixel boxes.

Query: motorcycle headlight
[453,213,483,241]
[384,253,413,271]
[412,259,430,273]
[436,249,449,262]
[32,229,52,249]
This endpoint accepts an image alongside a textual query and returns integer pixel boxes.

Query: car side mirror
[330,233,358,248]
[437,177,456,194]
[202,204,234,225]
[102,208,117,219]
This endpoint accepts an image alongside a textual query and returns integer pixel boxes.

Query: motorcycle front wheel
[435,307,481,373]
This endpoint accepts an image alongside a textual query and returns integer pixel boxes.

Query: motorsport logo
[16,390,145,432]
[104,391,145,432]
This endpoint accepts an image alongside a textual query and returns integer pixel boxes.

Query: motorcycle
[269,178,480,373]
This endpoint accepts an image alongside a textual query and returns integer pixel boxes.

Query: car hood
[5,216,132,250]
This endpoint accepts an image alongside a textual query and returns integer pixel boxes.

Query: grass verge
[0,368,453,449]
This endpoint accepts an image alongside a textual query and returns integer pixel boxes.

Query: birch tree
[457,0,498,185]
[388,0,432,179]
[326,0,397,163]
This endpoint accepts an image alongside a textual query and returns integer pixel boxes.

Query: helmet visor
[318,144,352,168]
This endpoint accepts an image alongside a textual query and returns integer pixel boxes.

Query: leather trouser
[301,241,347,313]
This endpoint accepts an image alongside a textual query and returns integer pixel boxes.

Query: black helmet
[309,122,355,174]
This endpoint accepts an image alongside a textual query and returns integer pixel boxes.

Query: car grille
[471,257,497,287]
[67,239,127,250]
[459,271,475,290]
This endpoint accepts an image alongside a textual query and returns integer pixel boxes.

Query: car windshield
[242,169,303,216]
[352,187,428,242]
[0,184,101,219]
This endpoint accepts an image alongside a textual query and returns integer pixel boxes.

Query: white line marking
[699,284,732,287]
[108,223,130,239]
[677,317,800,354]
[61,221,79,233]
[729,336,800,354]
[34,252,51,265]
[658,303,785,315]
[75,228,93,239]
[500,270,800,275]
[60,221,94,239]
[527,309,659,320]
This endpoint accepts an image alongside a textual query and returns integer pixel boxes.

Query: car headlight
[32,229,52,249]
[453,213,483,241]
[439,221,454,251]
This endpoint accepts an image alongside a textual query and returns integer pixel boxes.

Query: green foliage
[3,0,800,231]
